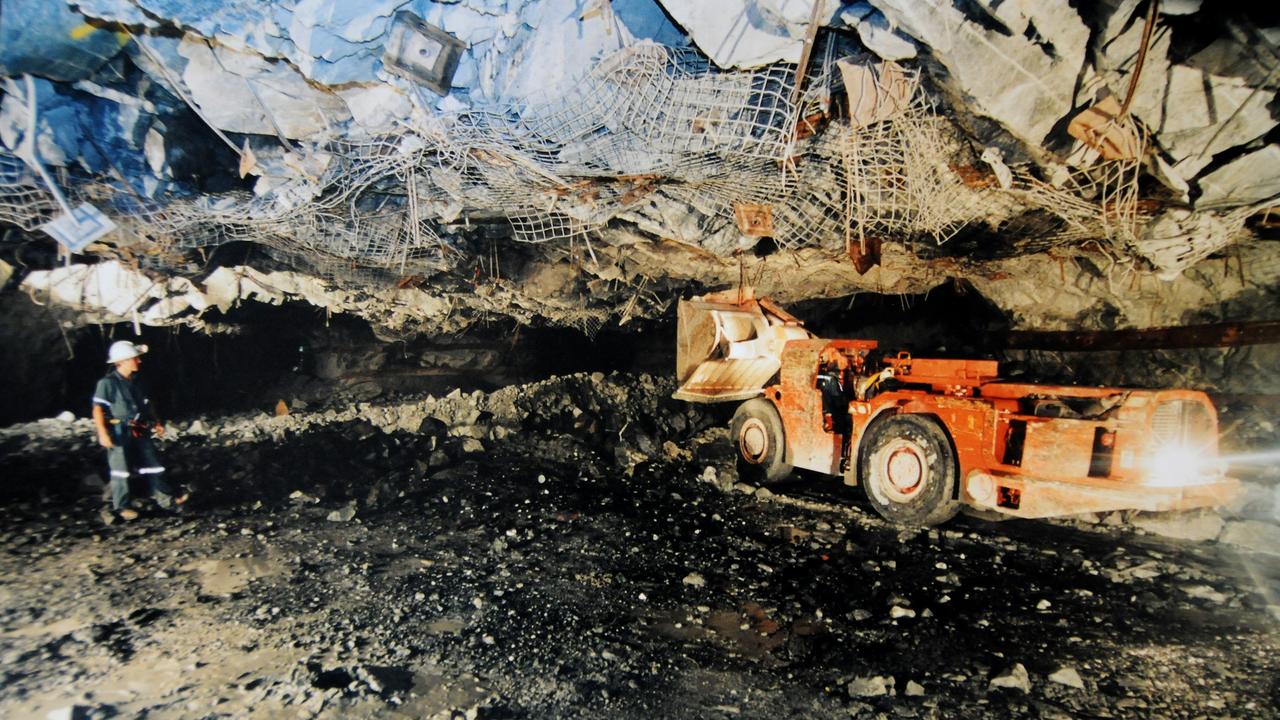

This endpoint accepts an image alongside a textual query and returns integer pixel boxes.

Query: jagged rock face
[17,231,1280,338]
[0,0,1275,343]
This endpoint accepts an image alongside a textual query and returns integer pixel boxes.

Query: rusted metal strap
[1119,0,1159,118]
[787,1,826,114]
[1003,320,1280,351]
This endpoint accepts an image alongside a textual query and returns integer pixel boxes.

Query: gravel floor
[2,374,1278,719]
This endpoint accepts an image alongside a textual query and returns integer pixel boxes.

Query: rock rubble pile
[1,373,1278,718]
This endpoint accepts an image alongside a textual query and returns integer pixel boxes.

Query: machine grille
[1151,400,1214,449]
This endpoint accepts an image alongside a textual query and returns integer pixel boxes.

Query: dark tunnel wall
[790,279,1012,359]
[0,292,676,424]
[2,277,1274,450]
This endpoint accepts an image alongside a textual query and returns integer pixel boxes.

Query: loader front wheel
[858,414,960,527]
[731,399,792,484]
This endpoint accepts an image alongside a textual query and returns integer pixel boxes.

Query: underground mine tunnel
[2,1,1280,718]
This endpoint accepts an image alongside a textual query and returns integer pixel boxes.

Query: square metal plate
[382,11,466,96]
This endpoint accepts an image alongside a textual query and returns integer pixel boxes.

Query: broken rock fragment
[869,0,1089,147]
[888,605,915,619]
[989,663,1031,693]
[1180,584,1229,605]
[176,34,353,139]
[1219,520,1280,556]
[848,675,893,697]
[655,0,839,69]
[326,503,357,522]
[842,5,917,61]
[1195,144,1280,210]
[1130,509,1224,542]
[1049,666,1085,690]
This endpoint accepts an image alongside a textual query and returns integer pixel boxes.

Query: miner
[92,340,187,521]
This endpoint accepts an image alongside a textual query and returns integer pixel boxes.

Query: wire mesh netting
[0,40,1240,290]
[0,153,60,231]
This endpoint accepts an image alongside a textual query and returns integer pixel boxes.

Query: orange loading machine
[674,290,1239,526]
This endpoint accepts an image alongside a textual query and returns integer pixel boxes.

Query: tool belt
[109,418,155,439]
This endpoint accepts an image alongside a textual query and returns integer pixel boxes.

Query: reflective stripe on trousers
[105,436,172,510]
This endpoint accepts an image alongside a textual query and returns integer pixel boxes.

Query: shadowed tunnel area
[2,1,1280,717]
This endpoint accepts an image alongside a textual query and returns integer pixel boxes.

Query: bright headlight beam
[1216,449,1280,467]
[1146,445,1217,487]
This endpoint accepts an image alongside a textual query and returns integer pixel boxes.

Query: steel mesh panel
[2,42,1231,295]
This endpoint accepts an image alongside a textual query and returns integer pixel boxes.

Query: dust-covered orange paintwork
[768,342,1239,519]
[675,292,1241,520]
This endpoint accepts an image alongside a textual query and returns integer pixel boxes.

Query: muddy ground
[1,373,1278,719]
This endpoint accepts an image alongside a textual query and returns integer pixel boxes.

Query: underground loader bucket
[673,292,812,403]
[675,298,720,385]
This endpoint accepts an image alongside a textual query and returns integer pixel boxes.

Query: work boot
[118,508,139,521]
[155,491,190,511]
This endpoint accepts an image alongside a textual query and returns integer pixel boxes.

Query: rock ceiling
[1,0,1278,336]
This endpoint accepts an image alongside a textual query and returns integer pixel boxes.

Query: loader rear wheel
[731,399,792,484]
[858,414,960,527]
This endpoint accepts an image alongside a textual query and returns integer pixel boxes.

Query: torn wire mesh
[0,40,1232,296]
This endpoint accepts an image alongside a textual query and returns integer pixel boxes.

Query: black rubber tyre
[857,414,961,527]
[730,398,793,484]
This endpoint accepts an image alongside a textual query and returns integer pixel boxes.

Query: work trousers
[106,427,174,510]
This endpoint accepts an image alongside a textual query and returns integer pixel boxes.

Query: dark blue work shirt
[92,371,156,423]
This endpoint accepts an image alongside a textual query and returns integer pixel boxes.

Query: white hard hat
[107,340,148,364]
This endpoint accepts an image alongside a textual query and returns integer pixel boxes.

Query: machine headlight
[1146,445,1221,487]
